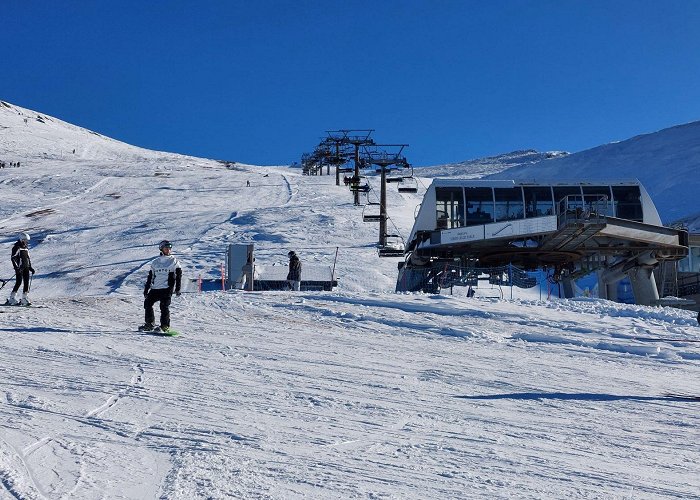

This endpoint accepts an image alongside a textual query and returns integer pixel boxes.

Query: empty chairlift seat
[378,235,405,257]
[398,178,418,193]
[362,203,382,222]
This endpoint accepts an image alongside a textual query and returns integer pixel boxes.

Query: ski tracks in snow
[0,176,112,229]
[0,299,169,498]
[1,293,699,497]
[84,363,144,419]
[0,358,149,499]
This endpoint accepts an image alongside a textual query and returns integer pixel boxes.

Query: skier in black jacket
[287,250,302,291]
[7,232,35,306]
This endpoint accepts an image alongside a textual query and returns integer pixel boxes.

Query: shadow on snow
[454,392,700,402]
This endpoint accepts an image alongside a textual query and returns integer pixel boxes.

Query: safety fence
[397,262,565,299]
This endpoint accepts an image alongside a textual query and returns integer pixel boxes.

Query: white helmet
[19,232,30,242]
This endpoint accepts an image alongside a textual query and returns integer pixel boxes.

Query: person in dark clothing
[139,240,182,333]
[7,232,35,306]
[287,250,302,291]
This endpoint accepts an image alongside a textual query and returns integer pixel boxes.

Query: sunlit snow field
[1,102,699,498]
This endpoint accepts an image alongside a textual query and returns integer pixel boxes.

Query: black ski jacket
[287,255,302,281]
[11,241,32,272]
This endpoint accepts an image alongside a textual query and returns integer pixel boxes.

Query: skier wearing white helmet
[139,240,182,333]
[6,232,35,306]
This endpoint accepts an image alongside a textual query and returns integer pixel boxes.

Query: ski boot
[20,294,31,306]
[138,323,155,332]
[152,326,169,334]
[6,292,19,306]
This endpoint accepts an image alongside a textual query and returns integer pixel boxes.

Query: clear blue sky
[4,1,700,166]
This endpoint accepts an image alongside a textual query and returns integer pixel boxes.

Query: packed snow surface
[1,101,700,498]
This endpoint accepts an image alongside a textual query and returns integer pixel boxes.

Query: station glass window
[465,187,494,226]
[612,186,643,221]
[523,186,554,218]
[435,187,465,229]
[494,187,524,222]
[678,247,700,273]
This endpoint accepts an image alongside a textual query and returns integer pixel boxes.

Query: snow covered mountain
[482,121,700,227]
[417,149,568,179]
[1,100,699,499]
[419,122,700,229]
[0,100,191,163]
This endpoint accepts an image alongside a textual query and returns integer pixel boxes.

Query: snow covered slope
[0,101,413,297]
[1,101,699,499]
[0,100,196,163]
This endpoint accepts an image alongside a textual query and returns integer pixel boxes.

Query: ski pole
[0,276,15,291]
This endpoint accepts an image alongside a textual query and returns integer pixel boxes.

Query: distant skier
[6,232,35,306]
[287,250,302,291]
[139,240,182,333]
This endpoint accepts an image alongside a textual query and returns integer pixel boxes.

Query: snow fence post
[508,262,513,300]
[331,246,339,285]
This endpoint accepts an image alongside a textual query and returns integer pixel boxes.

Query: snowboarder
[139,240,182,333]
[287,250,302,291]
[7,232,35,306]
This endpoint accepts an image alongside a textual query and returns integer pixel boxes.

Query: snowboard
[139,328,179,337]
[152,329,179,337]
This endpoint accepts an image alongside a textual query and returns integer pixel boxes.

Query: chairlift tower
[326,130,375,202]
[364,144,409,247]
[322,134,351,185]
[301,150,323,176]
[314,141,334,176]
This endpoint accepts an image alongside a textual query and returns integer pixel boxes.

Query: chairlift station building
[397,179,689,306]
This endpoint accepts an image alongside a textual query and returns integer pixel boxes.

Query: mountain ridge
[3,99,698,228]
[417,149,568,178]
[485,120,700,226]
